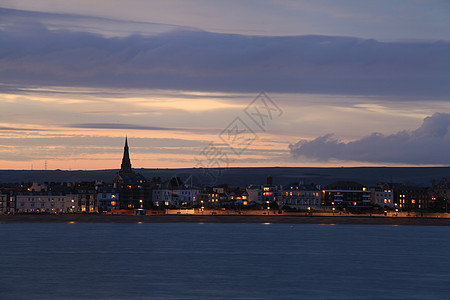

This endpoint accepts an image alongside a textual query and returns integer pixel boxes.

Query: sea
[1,223,449,299]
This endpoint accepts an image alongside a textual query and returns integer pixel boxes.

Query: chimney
[267,176,273,186]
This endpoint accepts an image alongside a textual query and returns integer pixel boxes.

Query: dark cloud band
[0,8,449,98]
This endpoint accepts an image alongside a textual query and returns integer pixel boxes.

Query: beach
[1,214,450,226]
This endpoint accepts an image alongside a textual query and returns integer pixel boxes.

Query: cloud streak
[0,126,43,131]
[289,113,450,165]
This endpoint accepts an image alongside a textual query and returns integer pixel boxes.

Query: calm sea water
[1,223,450,299]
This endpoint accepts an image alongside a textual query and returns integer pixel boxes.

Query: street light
[201,200,204,215]
[394,203,398,217]
[332,201,335,216]
[139,199,143,209]
[266,200,270,215]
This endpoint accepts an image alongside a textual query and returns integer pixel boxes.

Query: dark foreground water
[1,223,449,299]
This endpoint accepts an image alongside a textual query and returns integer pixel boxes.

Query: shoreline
[1,214,450,226]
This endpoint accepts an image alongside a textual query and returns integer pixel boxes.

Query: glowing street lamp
[201,200,204,215]
[266,200,270,215]
[139,199,143,209]
[332,201,335,216]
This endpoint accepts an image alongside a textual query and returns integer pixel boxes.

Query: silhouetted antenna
[45,160,47,171]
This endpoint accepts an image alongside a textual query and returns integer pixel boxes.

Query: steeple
[119,137,133,174]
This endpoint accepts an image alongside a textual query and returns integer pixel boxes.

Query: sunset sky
[0,0,449,170]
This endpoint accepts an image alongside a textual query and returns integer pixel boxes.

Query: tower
[119,137,133,174]
[113,137,153,210]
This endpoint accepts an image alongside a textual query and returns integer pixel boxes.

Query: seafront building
[75,183,98,213]
[246,177,283,206]
[429,178,450,212]
[282,183,321,210]
[14,182,77,213]
[0,193,10,214]
[226,188,249,206]
[321,181,372,209]
[393,184,430,210]
[370,184,394,208]
[196,187,221,208]
[15,193,77,213]
[152,177,199,207]
[98,186,120,212]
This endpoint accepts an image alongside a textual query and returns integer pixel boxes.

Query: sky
[0,0,449,170]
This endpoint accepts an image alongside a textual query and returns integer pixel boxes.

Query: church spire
[119,137,133,174]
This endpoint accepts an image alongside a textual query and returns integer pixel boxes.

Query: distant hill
[0,167,448,187]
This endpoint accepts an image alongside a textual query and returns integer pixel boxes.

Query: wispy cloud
[289,113,450,165]
[66,123,178,131]
[2,1,449,39]
[0,7,194,37]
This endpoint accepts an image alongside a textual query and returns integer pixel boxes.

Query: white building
[15,193,78,213]
[153,187,199,207]
[370,186,394,208]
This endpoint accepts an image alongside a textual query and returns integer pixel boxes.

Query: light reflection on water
[1,223,450,299]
